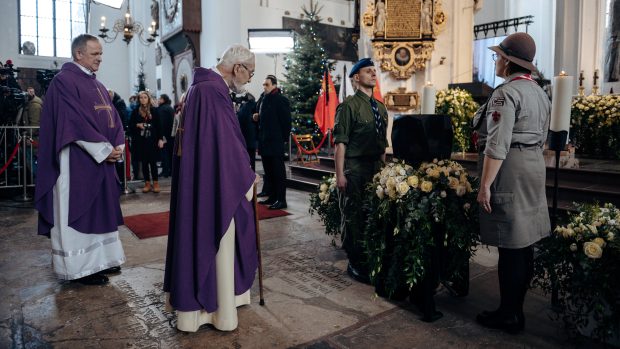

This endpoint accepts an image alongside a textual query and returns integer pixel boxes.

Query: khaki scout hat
[489,32,538,73]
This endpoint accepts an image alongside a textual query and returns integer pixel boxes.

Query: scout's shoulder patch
[492,111,501,122]
[490,97,505,107]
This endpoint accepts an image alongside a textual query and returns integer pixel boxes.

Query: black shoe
[476,311,523,334]
[257,191,269,198]
[268,201,287,210]
[478,309,525,329]
[259,198,276,205]
[347,263,371,284]
[421,310,444,323]
[98,266,121,275]
[73,274,109,285]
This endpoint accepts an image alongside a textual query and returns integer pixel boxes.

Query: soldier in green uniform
[333,58,388,283]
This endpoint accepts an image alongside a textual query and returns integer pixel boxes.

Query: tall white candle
[550,71,574,132]
[421,82,436,114]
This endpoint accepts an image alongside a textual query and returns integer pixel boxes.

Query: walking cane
[253,184,266,305]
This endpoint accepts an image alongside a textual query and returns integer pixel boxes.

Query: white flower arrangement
[435,88,479,153]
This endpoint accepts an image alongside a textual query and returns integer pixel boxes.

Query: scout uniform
[473,72,551,248]
[333,60,388,278]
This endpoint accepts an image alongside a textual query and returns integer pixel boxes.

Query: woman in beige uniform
[472,32,551,334]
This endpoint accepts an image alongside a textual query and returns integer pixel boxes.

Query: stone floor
[0,178,607,349]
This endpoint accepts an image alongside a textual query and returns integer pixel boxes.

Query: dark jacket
[129,107,162,162]
[111,92,128,130]
[257,88,292,156]
[157,103,176,141]
[237,99,258,149]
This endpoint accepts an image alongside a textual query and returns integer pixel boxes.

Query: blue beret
[349,58,374,78]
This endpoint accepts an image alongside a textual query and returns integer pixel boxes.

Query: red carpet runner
[124,204,290,239]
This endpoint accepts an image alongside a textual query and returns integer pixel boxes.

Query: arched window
[19,0,88,58]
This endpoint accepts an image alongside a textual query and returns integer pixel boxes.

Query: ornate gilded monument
[363,0,446,80]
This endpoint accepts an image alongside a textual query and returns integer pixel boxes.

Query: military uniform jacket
[333,90,388,158]
[473,73,551,248]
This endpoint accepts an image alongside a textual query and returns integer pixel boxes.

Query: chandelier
[98,0,158,45]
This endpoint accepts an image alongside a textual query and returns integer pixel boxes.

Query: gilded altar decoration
[373,42,435,79]
[363,0,447,79]
[384,87,420,111]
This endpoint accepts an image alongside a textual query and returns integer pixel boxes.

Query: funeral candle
[421,82,436,114]
[550,71,574,132]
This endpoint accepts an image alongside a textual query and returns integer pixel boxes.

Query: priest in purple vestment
[35,34,126,286]
[164,44,259,332]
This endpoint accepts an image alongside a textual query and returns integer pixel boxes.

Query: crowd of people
[29,30,550,336]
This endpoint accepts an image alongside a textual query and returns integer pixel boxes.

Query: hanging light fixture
[98,0,158,45]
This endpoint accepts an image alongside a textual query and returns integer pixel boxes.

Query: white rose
[407,176,419,188]
[587,224,598,234]
[440,190,447,198]
[318,192,326,201]
[593,237,606,248]
[455,185,467,197]
[320,184,328,192]
[583,241,603,259]
[397,181,410,196]
[376,186,384,199]
[608,232,615,241]
[570,243,578,252]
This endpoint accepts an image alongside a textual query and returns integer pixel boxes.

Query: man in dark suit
[254,75,291,210]
[236,93,258,170]
[157,94,175,177]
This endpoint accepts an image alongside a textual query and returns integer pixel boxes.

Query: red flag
[314,70,338,133]
[373,76,384,103]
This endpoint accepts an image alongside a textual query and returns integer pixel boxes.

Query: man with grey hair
[164,44,260,332]
[35,34,126,286]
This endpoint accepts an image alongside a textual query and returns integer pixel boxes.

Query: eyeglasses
[239,63,254,78]
[492,53,498,62]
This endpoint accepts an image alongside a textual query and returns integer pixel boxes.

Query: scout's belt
[478,143,540,152]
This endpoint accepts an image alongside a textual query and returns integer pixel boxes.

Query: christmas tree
[135,58,147,93]
[282,0,333,139]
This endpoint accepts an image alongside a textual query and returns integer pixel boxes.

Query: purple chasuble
[164,68,258,313]
[34,62,125,237]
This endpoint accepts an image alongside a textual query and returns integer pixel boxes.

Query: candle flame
[559,71,567,76]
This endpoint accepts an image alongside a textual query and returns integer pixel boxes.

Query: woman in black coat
[130,91,164,193]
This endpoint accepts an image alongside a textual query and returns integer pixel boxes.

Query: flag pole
[253,184,265,305]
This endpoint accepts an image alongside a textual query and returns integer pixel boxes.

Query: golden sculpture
[384,87,420,111]
[363,0,447,79]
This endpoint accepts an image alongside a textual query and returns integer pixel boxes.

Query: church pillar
[201,0,242,67]
[555,0,608,94]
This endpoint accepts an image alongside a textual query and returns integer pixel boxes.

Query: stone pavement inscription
[264,250,352,298]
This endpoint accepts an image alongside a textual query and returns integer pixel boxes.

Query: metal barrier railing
[0,126,38,200]
[0,128,140,199]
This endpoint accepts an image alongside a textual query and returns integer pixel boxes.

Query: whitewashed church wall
[474,0,555,83]
[240,0,355,97]
[0,0,160,101]
[0,1,73,72]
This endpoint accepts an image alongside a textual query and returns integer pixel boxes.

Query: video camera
[36,69,58,91]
